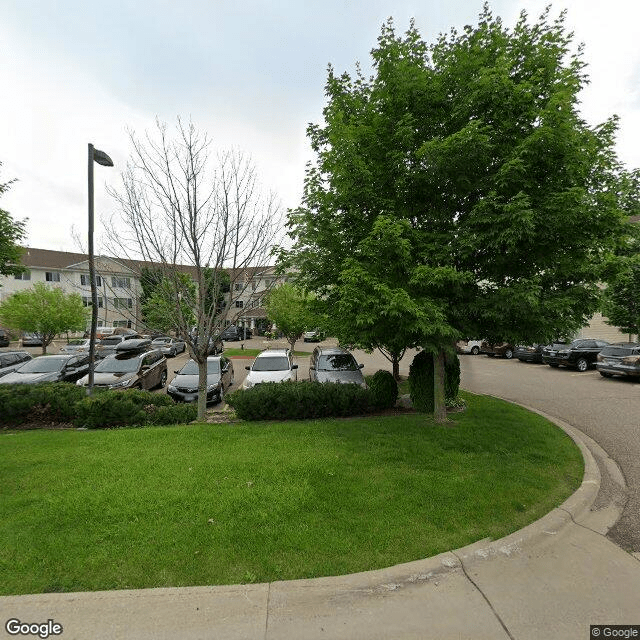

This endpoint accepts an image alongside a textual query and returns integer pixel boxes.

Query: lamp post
[87,144,113,395]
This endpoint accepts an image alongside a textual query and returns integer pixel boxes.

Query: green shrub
[367,370,398,409]
[226,381,372,421]
[445,352,461,403]
[0,383,86,426]
[409,351,434,413]
[73,390,178,429]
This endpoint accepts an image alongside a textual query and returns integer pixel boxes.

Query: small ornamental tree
[0,162,26,280]
[264,283,316,353]
[0,283,88,354]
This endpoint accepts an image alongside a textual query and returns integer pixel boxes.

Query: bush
[445,352,461,403]
[367,370,398,409]
[409,351,434,413]
[73,390,181,429]
[0,383,86,426]
[226,381,372,421]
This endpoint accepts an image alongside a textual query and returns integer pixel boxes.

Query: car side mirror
[358,364,364,369]
[245,366,250,370]
[309,366,315,371]
[292,364,298,370]
[222,366,228,372]
[174,370,179,374]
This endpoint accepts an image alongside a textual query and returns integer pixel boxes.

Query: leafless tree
[106,118,283,419]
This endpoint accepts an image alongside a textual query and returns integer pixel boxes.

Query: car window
[317,354,359,371]
[101,336,123,345]
[16,358,66,373]
[0,356,9,367]
[252,356,290,371]
[95,356,141,373]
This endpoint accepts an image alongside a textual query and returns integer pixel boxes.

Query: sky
[2,0,639,254]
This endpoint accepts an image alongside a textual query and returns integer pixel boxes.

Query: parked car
[596,343,640,378]
[0,329,11,348]
[96,333,144,357]
[167,356,234,404]
[220,325,252,341]
[0,351,33,378]
[542,339,609,372]
[0,353,90,385]
[59,338,94,354]
[242,348,298,389]
[515,344,546,363]
[21,333,43,347]
[151,336,186,357]
[303,329,326,343]
[76,343,167,390]
[481,341,515,359]
[309,346,366,387]
[456,339,483,355]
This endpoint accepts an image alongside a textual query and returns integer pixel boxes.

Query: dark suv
[220,325,252,341]
[0,329,11,348]
[596,343,640,379]
[542,339,609,372]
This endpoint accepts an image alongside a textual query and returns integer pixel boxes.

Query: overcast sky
[2,0,639,254]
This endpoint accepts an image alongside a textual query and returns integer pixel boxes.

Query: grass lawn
[223,348,311,357]
[0,391,583,595]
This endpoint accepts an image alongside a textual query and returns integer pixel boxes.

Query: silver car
[309,346,366,387]
[151,336,186,357]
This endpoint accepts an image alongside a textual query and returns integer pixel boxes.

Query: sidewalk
[2,409,639,639]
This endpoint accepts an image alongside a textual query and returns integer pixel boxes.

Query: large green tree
[0,162,26,280]
[281,7,630,421]
[0,283,88,354]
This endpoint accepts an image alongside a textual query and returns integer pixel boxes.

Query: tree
[142,273,197,334]
[280,7,630,422]
[0,283,88,354]
[107,119,281,419]
[0,162,27,280]
[264,283,315,353]
[601,255,640,338]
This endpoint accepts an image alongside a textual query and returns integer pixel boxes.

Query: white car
[456,339,483,355]
[242,348,298,389]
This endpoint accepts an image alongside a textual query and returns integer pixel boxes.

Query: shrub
[73,390,180,429]
[445,352,461,403]
[409,351,434,413]
[226,381,372,421]
[0,383,86,426]
[367,369,398,409]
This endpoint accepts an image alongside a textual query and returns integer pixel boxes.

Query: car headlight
[168,384,177,393]
[110,378,134,389]
[243,379,254,389]
[207,383,221,392]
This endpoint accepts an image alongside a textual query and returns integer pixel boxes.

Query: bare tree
[106,118,282,419]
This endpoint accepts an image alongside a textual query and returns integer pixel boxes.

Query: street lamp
[87,144,113,395]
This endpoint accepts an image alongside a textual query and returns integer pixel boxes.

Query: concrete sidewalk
[2,412,639,639]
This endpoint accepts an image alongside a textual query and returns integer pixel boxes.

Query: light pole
[87,144,113,395]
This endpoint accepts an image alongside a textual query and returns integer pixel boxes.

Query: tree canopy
[264,282,315,353]
[280,6,632,419]
[0,162,26,280]
[0,283,88,354]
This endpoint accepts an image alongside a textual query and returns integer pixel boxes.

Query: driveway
[458,354,640,554]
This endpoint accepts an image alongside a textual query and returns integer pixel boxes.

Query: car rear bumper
[596,363,640,377]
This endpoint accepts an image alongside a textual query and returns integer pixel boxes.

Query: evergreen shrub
[408,351,435,413]
[0,383,85,425]
[367,369,398,409]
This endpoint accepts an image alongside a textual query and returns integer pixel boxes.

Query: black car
[220,325,252,341]
[167,356,234,404]
[0,351,33,378]
[0,354,90,384]
[0,329,11,348]
[596,343,640,379]
[542,339,609,372]
[515,344,546,363]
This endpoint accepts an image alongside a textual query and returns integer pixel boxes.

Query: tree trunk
[197,358,208,421]
[392,356,400,381]
[433,349,447,423]
[289,338,296,354]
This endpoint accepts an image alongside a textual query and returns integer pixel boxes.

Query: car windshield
[317,354,359,371]
[252,356,289,371]
[601,345,640,357]
[152,337,171,344]
[17,357,66,373]
[100,337,123,345]
[179,360,221,375]
[95,356,141,373]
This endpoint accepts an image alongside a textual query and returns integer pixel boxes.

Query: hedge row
[0,383,196,429]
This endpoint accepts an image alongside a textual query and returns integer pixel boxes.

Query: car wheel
[504,349,513,359]
[170,348,176,357]
[158,370,168,388]
[576,358,588,372]
[600,371,613,378]
[471,346,480,355]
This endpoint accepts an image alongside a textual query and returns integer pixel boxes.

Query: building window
[45,272,61,282]
[14,271,31,281]
[113,298,133,309]
[111,276,131,289]
[81,274,102,287]
[113,320,132,328]
[235,300,243,308]
[234,283,242,292]
[82,296,103,308]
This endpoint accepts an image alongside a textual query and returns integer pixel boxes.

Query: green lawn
[0,391,583,595]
